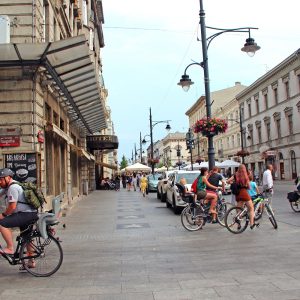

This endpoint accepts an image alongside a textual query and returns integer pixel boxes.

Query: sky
[101,0,300,162]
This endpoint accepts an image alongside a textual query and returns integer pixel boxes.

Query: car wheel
[161,191,167,202]
[172,196,181,215]
[166,197,172,208]
[157,189,161,199]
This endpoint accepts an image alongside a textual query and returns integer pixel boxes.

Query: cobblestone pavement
[1,181,300,300]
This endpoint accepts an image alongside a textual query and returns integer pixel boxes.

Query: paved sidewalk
[1,188,300,300]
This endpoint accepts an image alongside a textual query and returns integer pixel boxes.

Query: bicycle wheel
[290,200,300,212]
[20,233,63,277]
[217,202,227,227]
[181,205,204,231]
[265,204,278,229]
[225,206,249,234]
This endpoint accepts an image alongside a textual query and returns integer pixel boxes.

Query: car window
[176,173,199,184]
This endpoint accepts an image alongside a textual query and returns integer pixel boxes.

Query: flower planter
[193,117,228,137]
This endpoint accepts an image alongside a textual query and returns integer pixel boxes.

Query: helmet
[0,168,15,178]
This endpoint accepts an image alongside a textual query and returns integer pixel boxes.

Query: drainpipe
[32,0,35,43]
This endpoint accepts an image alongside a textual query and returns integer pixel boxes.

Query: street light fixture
[146,107,171,174]
[185,128,195,170]
[178,0,260,170]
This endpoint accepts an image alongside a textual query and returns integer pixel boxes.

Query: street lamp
[185,128,195,170]
[146,107,171,174]
[177,0,260,170]
[176,141,183,170]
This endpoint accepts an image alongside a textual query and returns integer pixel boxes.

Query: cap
[0,168,15,178]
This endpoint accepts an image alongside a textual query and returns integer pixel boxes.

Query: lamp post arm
[206,27,259,49]
[152,119,171,128]
[183,62,204,75]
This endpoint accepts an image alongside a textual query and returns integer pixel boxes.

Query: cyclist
[247,173,260,200]
[0,168,38,256]
[234,164,257,229]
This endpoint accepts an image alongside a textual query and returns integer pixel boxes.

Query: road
[0,181,300,300]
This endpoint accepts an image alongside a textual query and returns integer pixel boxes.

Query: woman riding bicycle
[234,164,257,229]
[192,167,221,223]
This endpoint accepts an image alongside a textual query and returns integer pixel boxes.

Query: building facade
[237,49,300,180]
[0,0,118,208]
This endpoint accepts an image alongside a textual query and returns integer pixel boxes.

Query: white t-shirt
[262,169,273,190]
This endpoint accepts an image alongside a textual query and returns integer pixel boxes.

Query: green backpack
[11,182,46,209]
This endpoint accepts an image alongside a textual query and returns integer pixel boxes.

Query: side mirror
[158,177,162,180]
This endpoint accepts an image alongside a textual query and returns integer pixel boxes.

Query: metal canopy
[0,35,107,133]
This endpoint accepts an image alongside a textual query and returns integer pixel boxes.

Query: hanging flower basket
[236,150,250,157]
[148,158,159,164]
[196,158,204,164]
[193,117,228,137]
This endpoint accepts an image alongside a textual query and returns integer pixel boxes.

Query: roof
[0,35,107,133]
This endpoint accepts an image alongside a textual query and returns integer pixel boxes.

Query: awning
[86,134,118,151]
[0,35,107,134]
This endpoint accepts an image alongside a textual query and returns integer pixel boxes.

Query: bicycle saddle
[37,213,59,239]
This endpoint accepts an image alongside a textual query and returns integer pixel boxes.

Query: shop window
[45,103,51,122]
[53,111,59,126]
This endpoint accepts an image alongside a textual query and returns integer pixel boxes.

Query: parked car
[165,170,200,214]
[146,174,160,193]
[157,171,174,202]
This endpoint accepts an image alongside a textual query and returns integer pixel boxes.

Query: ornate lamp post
[177,0,260,170]
[186,128,195,170]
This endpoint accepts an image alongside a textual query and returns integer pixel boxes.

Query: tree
[120,155,128,170]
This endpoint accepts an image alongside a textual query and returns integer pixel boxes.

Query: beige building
[237,49,300,180]
[185,82,247,163]
[0,0,118,208]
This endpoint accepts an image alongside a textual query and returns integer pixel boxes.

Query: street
[1,181,300,300]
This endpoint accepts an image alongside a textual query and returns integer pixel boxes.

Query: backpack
[230,182,241,195]
[11,182,46,209]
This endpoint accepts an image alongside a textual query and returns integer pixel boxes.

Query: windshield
[176,173,199,184]
[148,174,160,180]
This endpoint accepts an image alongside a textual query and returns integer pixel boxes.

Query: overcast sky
[102,0,300,162]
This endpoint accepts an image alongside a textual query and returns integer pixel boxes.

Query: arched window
[279,152,283,160]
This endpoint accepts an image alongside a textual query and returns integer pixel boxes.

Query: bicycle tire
[265,204,278,229]
[20,233,63,277]
[290,200,300,213]
[181,205,203,231]
[225,206,249,234]
[217,202,227,227]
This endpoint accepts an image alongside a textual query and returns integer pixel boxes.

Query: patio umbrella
[219,160,240,168]
[125,163,151,172]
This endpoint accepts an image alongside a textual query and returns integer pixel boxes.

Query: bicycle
[224,192,277,234]
[178,184,228,231]
[0,212,63,277]
[287,191,300,212]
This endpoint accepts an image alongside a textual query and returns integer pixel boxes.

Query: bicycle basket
[287,192,300,202]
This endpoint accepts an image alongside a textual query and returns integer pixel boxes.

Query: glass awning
[0,35,107,133]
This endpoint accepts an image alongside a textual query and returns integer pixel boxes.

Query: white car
[157,171,174,202]
[165,170,200,214]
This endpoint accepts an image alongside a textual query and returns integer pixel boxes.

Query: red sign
[0,136,20,147]
[37,130,44,143]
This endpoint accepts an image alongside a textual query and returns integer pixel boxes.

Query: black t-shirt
[207,173,222,191]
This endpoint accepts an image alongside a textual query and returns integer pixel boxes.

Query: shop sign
[0,128,21,147]
[5,153,37,183]
[266,150,276,157]
[37,130,44,143]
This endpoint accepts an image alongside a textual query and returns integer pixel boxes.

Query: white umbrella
[125,163,151,172]
[198,161,221,168]
[219,160,240,168]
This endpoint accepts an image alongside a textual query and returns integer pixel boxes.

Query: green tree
[120,155,128,169]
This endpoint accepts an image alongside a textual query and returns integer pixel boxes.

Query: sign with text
[0,128,21,147]
[5,153,37,183]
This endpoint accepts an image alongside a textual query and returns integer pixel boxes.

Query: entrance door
[280,162,285,179]
[291,150,297,179]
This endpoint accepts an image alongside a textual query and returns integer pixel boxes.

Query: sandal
[19,260,36,271]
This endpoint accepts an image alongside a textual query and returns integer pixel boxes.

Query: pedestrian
[115,175,120,191]
[0,168,38,258]
[121,173,126,189]
[247,173,260,200]
[132,173,137,191]
[294,173,300,192]
[262,164,274,204]
[140,173,148,197]
[127,174,132,191]
[234,164,257,229]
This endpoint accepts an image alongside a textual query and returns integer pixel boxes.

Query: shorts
[0,212,38,231]
[197,190,207,200]
[206,190,217,196]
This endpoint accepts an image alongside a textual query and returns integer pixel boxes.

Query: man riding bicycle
[0,168,38,256]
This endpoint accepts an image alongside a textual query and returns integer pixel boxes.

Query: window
[298,74,300,92]
[273,87,278,104]
[285,81,290,99]
[266,123,271,141]
[53,111,59,126]
[264,94,268,110]
[247,102,252,117]
[276,119,281,138]
[241,106,245,122]
[255,98,259,114]
[227,137,230,148]
[45,103,51,122]
[257,126,262,144]
[231,135,234,148]
[237,133,241,147]
[248,129,253,145]
[288,114,293,135]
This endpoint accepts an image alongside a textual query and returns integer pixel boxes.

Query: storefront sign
[266,150,276,157]
[0,128,21,147]
[37,130,44,143]
[5,153,37,183]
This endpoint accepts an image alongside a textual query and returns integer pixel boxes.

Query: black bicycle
[0,213,63,277]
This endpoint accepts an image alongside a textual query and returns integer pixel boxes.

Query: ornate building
[237,49,300,180]
[0,0,118,208]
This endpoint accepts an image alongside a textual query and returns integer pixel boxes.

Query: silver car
[165,170,200,214]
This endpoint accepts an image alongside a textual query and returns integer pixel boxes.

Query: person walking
[126,174,132,191]
[140,173,148,197]
[262,164,274,204]
[121,173,126,189]
[132,173,137,191]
